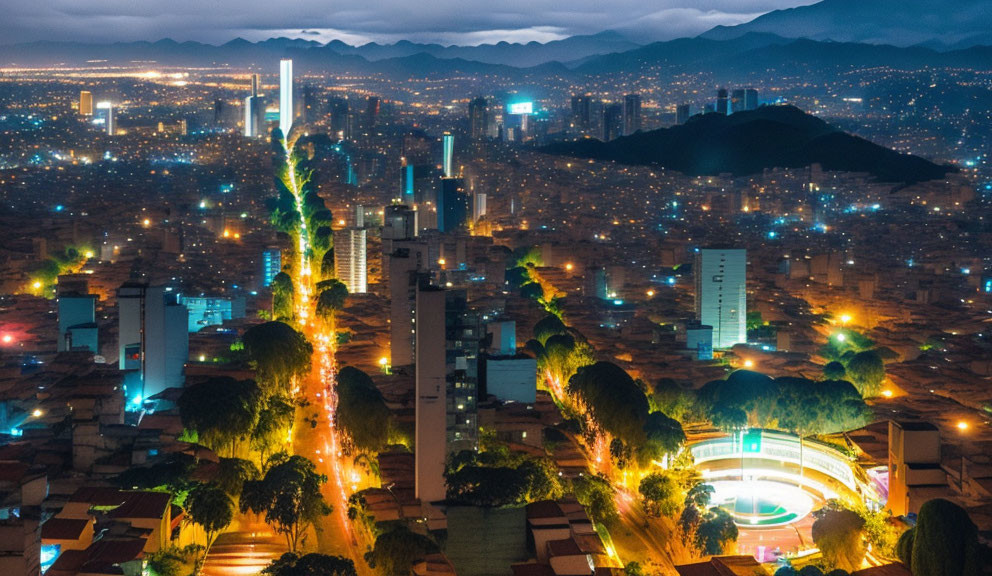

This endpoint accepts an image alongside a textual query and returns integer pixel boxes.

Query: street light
[957,421,969,431]
[743,359,755,368]
[840,314,852,325]
[32,409,43,418]
[835,333,846,342]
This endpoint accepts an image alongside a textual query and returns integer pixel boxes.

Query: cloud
[0,0,819,45]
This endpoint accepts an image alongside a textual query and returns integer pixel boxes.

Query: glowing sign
[508,102,533,114]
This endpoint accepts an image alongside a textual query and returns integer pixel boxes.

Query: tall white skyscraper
[442,132,454,178]
[279,58,294,136]
[118,283,189,405]
[334,228,368,294]
[695,248,747,349]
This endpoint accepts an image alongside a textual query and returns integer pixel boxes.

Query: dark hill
[542,106,953,183]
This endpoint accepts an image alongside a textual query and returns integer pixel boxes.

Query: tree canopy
[242,322,313,396]
[335,367,391,454]
[845,350,886,397]
[263,553,357,576]
[910,498,983,576]
[178,377,262,456]
[364,524,438,576]
[186,483,234,560]
[639,472,681,517]
[316,280,349,321]
[240,455,331,552]
[812,507,866,572]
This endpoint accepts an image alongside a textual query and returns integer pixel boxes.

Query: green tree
[572,474,619,527]
[320,249,336,281]
[336,367,392,454]
[537,334,594,396]
[910,499,982,576]
[214,457,261,499]
[812,508,866,572]
[567,362,650,449]
[695,507,738,555]
[637,411,686,467]
[242,322,313,396]
[251,396,295,463]
[178,378,262,456]
[240,455,332,552]
[364,524,438,575]
[316,279,349,323]
[823,361,847,380]
[649,379,697,423]
[844,350,885,397]
[639,472,681,517]
[896,527,914,568]
[271,272,295,321]
[533,314,568,345]
[263,552,357,576]
[186,483,233,561]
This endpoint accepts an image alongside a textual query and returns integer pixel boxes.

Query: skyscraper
[745,88,759,111]
[365,96,380,130]
[243,74,265,138]
[676,103,691,125]
[717,88,729,115]
[694,248,747,349]
[415,285,481,505]
[601,103,622,141]
[96,101,114,136]
[389,241,430,366]
[329,97,349,138]
[442,132,455,178]
[118,283,189,405]
[261,249,281,287]
[622,94,642,136]
[79,91,93,116]
[279,59,294,136]
[334,228,368,294]
[468,97,488,139]
[437,177,470,233]
[571,94,593,131]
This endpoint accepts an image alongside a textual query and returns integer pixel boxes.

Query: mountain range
[541,105,954,184]
[701,0,992,49]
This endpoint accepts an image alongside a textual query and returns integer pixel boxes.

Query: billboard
[508,102,533,115]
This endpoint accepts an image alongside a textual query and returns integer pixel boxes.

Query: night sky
[2,0,819,45]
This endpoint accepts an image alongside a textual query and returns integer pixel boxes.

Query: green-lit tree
[335,367,391,454]
[567,362,650,449]
[910,498,982,576]
[823,361,847,381]
[639,472,681,517]
[845,350,885,397]
[271,272,295,321]
[812,508,866,572]
[240,455,331,552]
[533,314,568,345]
[251,396,295,464]
[178,378,262,456]
[242,321,313,396]
[364,524,438,575]
[572,474,619,527]
[695,507,738,555]
[214,457,261,499]
[263,552,357,576]
[315,279,349,323]
[186,483,233,562]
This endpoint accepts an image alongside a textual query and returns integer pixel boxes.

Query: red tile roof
[42,517,91,541]
[675,556,767,576]
[107,491,171,520]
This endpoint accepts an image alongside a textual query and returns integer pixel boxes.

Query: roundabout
[708,479,815,527]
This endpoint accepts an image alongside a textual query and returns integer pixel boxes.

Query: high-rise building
[261,249,281,287]
[694,248,746,349]
[571,94,593,131]
[622,94,642,136]
[96,102,114,136]
[118,283,189,405]
[468,97,488,139]
[383,205,418,240]
[716,88,729,115]
[400,160,416,204]
[57,293,98,353]
[329,97,349,138]
[302,84,319,124]
[601,103,622,141]
[415,285,480,505]
[437,178,470,233]
[279,59,294,136]
[442,132,455,178]
[745,88,759,111]
[676,103,691,125]
[731,89,746,114]
[365,96,380,130]
[334,228,368,294]
[79,91,93,116]
[389,242,430,366]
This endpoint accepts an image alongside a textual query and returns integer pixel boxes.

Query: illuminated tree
[251,396,295,464]
[812,507,866,572]
[315,279,348,322]
[178,377,262,456]
[910,498,982,576]
[845,350,885,397]
[214,457,261,499]
[186,483,233,561]
[335,367,391,454]
[263,553,357,576]
[695,507,738,555]
[639,472,681,517]
[242,321,312,396]
[364,525,438,575]
[823,361,847,380]
[240,455,331,552]
[567,362,650,447]
[572,474,619,527]
[637,411,686,467]
[271,272,294,321]
[533,314,568,345]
